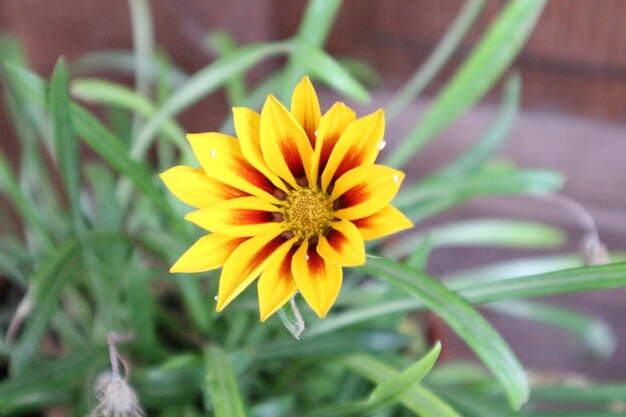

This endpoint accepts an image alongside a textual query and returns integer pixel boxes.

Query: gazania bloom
[160,77,412,320]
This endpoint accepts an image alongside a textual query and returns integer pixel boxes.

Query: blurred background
[1,0,625,379]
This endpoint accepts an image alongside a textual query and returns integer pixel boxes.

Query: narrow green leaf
[345,353,464,417]
[406,234,433,271]
[364,257,529,409]
[135,41,291,150]
[426,72,521,181]
[9,239,81,375]
[128,0,155,103]
[295,41,369,102]
[308,344,441,417]
[532,382,626,403]
[0,152,53,250]
[386,218,565,258]
[207,32,247,105]
[368,342,441,405]
[2,62,176,220]
[319,261,626,337]
[396,168,565,210]
[71,78,191,161]
[487,300,616,359]
[49,58,83,234]
[0,347,106,414]
[132,354,204,407]
[386,0,547,167]
[8,232,131,375]
[277,0,342,100]
[253,330,410,361]
[459,262,626,305]
[203,345,248,417]
[386,0,487,120]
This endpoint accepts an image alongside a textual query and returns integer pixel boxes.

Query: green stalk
[385,0,486,121]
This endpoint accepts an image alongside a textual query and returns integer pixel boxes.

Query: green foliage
[0,1,623,416]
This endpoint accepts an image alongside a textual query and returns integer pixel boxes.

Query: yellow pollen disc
[283,188,333,240]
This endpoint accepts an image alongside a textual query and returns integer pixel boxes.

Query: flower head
[161,77,412,320]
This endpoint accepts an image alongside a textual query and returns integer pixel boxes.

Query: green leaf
[320,261,626,338]
[49,58,83,234]
[135,41,291,150]
[345,351,463,417]
[458,262,626,304]
[2,62,176,220]
[426,72,521,181]
[386,0,547,167]
[363,257,529,410]
[0,346,106,414]
[386,218,565,258]
[203,345,248,417]
[70,78,191,162]
[487,300,616,359]
[294,41,369,102]
[309,343,441,417]
[9,239,82,375]
[386,0,487,120]
[253,330,410,361]
[406,233,433,271]
[368,342,441,405]
[396,167,564,210]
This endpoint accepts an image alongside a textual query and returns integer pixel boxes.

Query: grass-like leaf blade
[364,257,529,409]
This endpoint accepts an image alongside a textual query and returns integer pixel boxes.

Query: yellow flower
[160,77,412,320]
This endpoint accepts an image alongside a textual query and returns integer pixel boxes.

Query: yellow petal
[187,132,281,204]
[291,240,342,318]
[321,109,385,191]
[217,232,294,311]
[233,107,287,192]
[170,234,247,273]
[260,95,314,188]
[317,220,365,267]
[331,164,405,220]
[290,76,321,147]
[185,196,282,237]
[257,245,298,321]
[160,166,248,208]
[352,205,414,240]
[310,102,356,183]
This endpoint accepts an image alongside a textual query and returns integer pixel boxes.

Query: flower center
[283,188,333,240]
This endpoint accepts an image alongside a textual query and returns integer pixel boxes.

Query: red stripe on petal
[231,209,276,225]
[334,183,369,210]
[279,139,306,180]
[317,134,339,180]
[234,156,277,195]
[307,246,326,275]
[325,228,347,253]
[242,236,289,277]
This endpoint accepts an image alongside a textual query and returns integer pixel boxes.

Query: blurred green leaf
[345,350,463,417]
[426,72,521,181]
[386,218,565,258]
[203,345,248,417]
[364,257,528,410]
[71,78,191,161]
[2,62,176,220]
[49,59,83,233]
[253,330,410,361]
[368,342,441,405]
[386,0,547,167]
[458,262,626,303]
[135,41,291,150]
[294,41,369,103]
[406,234,433,271]
[311,342,442,417]
[487,300,616,359]
[386,0,487,120]
[0,346,106,414]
